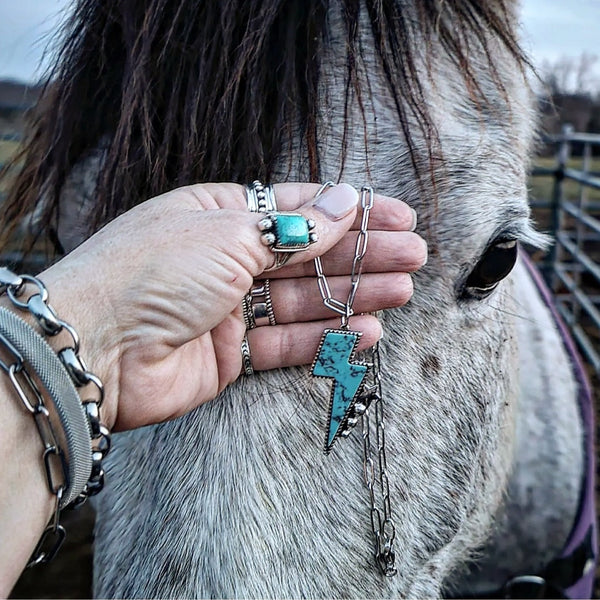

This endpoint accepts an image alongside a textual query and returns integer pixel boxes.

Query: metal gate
[530,126,600,375]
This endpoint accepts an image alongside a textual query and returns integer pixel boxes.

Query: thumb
[256,183,359,273]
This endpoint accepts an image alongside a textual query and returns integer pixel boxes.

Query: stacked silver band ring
[241,179,318,372]
[242,280,276,329]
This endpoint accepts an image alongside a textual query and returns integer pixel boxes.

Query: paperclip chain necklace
[311,183,397,576]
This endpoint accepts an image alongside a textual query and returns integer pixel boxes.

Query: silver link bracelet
[0,266,111,566]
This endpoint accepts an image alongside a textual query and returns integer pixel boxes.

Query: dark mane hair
[1,0,528,252]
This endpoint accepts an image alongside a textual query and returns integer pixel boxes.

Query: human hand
[40,182,426,431]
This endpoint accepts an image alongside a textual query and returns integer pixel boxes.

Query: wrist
[35,261,121,430]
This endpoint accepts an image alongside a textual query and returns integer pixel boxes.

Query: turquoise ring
[258,212,318,270]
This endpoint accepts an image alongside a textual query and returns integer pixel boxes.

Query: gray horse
[10,0,592,597]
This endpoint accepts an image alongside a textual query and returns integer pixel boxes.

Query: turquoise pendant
[311,329,369,453]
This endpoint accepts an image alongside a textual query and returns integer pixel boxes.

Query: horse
[2,0,594,597]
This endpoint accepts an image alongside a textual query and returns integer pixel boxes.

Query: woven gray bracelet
[0,306,92,506]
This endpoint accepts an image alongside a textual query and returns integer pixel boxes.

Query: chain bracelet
[0,267,111,566]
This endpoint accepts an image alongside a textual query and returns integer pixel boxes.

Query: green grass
[534,156,600,170]
[529,156,600,204]
[0,139,19,165]
[0,140,21,195]
[528,156,600,242]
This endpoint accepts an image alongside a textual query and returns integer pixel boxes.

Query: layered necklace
[311,183,397,576]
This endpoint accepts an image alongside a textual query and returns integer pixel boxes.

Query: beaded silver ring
[245,180,277,213]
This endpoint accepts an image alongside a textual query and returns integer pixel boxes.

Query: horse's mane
[1,0,528,250]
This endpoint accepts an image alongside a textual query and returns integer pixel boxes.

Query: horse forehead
[319,15,533,249]
[333,86,531,255]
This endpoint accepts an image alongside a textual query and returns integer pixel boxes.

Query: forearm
[0,354,54,596]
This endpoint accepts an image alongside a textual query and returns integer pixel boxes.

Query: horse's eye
[462,239,518,299]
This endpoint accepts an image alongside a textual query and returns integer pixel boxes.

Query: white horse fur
[54,1,583,597]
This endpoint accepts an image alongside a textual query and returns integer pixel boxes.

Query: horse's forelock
[2,0,530,250]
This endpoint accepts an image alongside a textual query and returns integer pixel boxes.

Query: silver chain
[314,183,373,328]
[361,341,397,576]
[313,184,397,576]
[0,267,110,566]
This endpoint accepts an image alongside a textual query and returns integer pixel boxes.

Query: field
[0,140,20,198]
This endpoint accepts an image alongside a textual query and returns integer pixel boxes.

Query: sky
[0,0,598,85]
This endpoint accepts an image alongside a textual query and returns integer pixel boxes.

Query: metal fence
[530,126,600,375]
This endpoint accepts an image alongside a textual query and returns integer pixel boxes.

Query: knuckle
[274,280,307,324]
[294,282,313,322]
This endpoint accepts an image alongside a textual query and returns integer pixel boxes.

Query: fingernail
[410,208,418,231]
[313,183,359,221]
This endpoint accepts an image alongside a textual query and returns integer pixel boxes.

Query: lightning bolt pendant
[311,328,369,453]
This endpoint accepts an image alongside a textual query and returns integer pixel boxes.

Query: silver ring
[246,180,277,213]
[242,280,276,329]
[242,294,255,329]
[240,334,254,375]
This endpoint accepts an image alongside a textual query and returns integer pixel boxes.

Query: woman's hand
[41,182,426,431]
